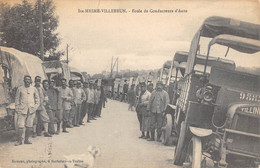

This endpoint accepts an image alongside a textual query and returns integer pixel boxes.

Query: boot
[144,132,150,139]
[44,132,52,137]
[36,124,42,136]
[43,123,52,137]
[32,132,37,138]
[87,113,90,122]
[157,130,162,142]
[15,128,23,146]
[147,131,155,141]
[62,121,69,133]
[24,128,32,144]
[55,122,60,134]
[139,132,145,138]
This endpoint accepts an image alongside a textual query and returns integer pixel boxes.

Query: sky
[2,0,260,75]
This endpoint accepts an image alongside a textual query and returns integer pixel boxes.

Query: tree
[0,0,63,59]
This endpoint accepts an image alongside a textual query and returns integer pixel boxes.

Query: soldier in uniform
[59,78,73,133]
[92,83,98,119]
[136,82,151,139]
[80,82,89,125]
[127,84,136,111]
[86,82,95,122]
[96,86,102,117]
[147,81,169,141]
[15,75,39,146]
[73,81,86,126]
[47,80,61,134]
[68,79,76,128]
[42,80,56,135]
[33,76,52,137]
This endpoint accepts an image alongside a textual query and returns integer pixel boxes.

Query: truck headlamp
[203,90,213,102]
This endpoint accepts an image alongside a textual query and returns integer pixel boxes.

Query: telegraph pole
[38,0,44,61]
[110,56,113,77]
[110,57,119,77]
[116,57,118,75]
[66,44,69,64]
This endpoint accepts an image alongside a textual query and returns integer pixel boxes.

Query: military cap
[35,76,41,82]
[139,82,146,87]
[156,81,163,85]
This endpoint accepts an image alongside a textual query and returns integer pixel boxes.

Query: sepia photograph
[0,0,260,168]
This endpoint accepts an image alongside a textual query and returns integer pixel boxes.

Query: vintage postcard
[0,0,260,168]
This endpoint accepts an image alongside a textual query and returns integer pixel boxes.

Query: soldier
[127,84,136,111]
[33,76,52,137]
[80,82,89,125]
[73,81,86,126]
[121,80,128,102]
[86,82,95,122]
[92,83,98,119]
[136,82,151,139]
[68,79,76,128]
[95,86,102,117]
[59,78,73,133]
[100,82,107,108]
[46,80,61,134]
[42,80,56,135]
[147,81,169,141]
[147,82,154,93]
[15,75,39,146]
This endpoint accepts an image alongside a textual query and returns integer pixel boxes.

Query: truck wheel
[183,136,202,168]
[173,121,187,166]
[161,114,172,145]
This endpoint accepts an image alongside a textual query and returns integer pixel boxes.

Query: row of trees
[92,69,159,79]
[0,0,63,59]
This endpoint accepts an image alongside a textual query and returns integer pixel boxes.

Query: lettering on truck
[239,92,260,103]
[240,106,260,116]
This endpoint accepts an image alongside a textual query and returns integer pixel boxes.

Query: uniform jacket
[83,87,89,102]
[35,86,48,111]
[59,87,73,111]
[95,90,101,104]
[136,90,150,114]
[147,90,169,113]
[70,87,77,105]
[87,88,95,104]
[15,85,40,114]
[127,89,136,105]
[74,88,86,105]
[46,87,59,111]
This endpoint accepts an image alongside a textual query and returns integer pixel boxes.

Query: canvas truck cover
[173,51,235,71]
[42,60,71,81]
[209,34,260,54]
[70,67,85,82]
[200,16,260,40]
[162,60,172,69]
[0,46,46,88]
[186,16,260,74]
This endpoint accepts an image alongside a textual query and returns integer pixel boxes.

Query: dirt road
[0,100,179,168]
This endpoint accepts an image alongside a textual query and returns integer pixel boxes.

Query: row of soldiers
[14,75,106,146]
[132,81,170,141]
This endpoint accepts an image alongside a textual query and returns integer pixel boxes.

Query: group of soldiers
[14,75,106,146]
[130,81,170,141]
